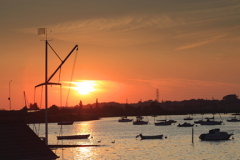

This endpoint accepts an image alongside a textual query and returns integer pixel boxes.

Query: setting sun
[72,81,97,95]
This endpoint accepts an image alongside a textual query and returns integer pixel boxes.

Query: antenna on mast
[156,88,159,102]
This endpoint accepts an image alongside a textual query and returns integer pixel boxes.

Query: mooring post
[192,127,194,144]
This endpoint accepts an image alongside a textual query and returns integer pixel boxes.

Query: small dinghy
[136,134,163,140]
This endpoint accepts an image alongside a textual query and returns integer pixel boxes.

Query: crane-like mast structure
[35,33,78,145]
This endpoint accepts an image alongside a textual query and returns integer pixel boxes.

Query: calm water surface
[32,114,240,160]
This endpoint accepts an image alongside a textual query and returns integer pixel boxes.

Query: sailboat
[154,115,172,126]
[184,114,193,120]
[200,115,222,125]
[133,116,149,125]
[118,116,133,122]
[194,113,204,124]
[227,115,240,122]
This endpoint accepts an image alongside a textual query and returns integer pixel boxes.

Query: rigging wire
[65,48,78,107]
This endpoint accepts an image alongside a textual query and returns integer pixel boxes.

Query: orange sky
[1,1,240,110]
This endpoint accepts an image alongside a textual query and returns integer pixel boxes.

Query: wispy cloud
[176,34,226,50]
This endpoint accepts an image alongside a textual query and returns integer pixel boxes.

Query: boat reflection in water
[199,128,234,140]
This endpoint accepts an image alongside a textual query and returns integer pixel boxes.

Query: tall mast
[45,39,48,145]
[36,28,78,146]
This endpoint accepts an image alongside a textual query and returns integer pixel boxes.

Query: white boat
[136,134,163,139]
[118,116,133,122]
[199,128,233,140]
[177,122,194,127]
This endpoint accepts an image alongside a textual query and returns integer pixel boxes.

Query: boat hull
[137,134,163,139]
[133,121,149,125]
[178,124,194,127]
[118,119,133,122]
[227,119,240,122]
[57,134,90,140]
[58,121,74,125]
[154,122,172,126]
[199,134,233,140]
[200,121,222,125]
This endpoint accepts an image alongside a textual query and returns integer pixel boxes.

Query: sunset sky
[1,0,240,110]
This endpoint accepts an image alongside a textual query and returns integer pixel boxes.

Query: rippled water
[31,114,240,160]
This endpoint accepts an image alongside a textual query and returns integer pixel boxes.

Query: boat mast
[36,28,78,145]
[45,39,48,145]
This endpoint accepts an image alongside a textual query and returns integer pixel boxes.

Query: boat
[194,114,204,124]
[200,118,222,125]
[57,134,90,140]
[133,116,149,125]
[199,128,233,140]
[118,116,133,122]
[154,120,172,126]
[58,121,74,125]
[177,122,194,127]
[136,134,163,139]
[155,115,175,125]
[227,116,240,122]
[166,119,177,123]
[184,114,193,120]
[184,117,193,120]
[194,119,204,124]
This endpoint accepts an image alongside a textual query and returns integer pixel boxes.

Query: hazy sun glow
[72,81,97,95]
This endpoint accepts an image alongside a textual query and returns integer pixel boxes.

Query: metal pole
[9,80,12,110]
[45,40,48,145]
[192,127,194,144]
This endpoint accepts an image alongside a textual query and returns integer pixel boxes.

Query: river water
[31,114,240,160]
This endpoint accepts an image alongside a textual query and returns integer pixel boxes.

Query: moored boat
[199,128,233,140]
[166,119,177,123]
[118,116,133,122]
[194,120,204,124]
[133,116,148,125]
[136,134,163,139]
[227,116,240,122]
[57,134,90,140]
[155,120,172,126]
[227,118,240,122]
[200,118,222,125]
[133,120,149,125]
[177,122,194,127]
[184,114,193,120]
[58,121,74,125]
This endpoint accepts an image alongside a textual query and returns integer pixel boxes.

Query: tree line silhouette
[1,94,240,123]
